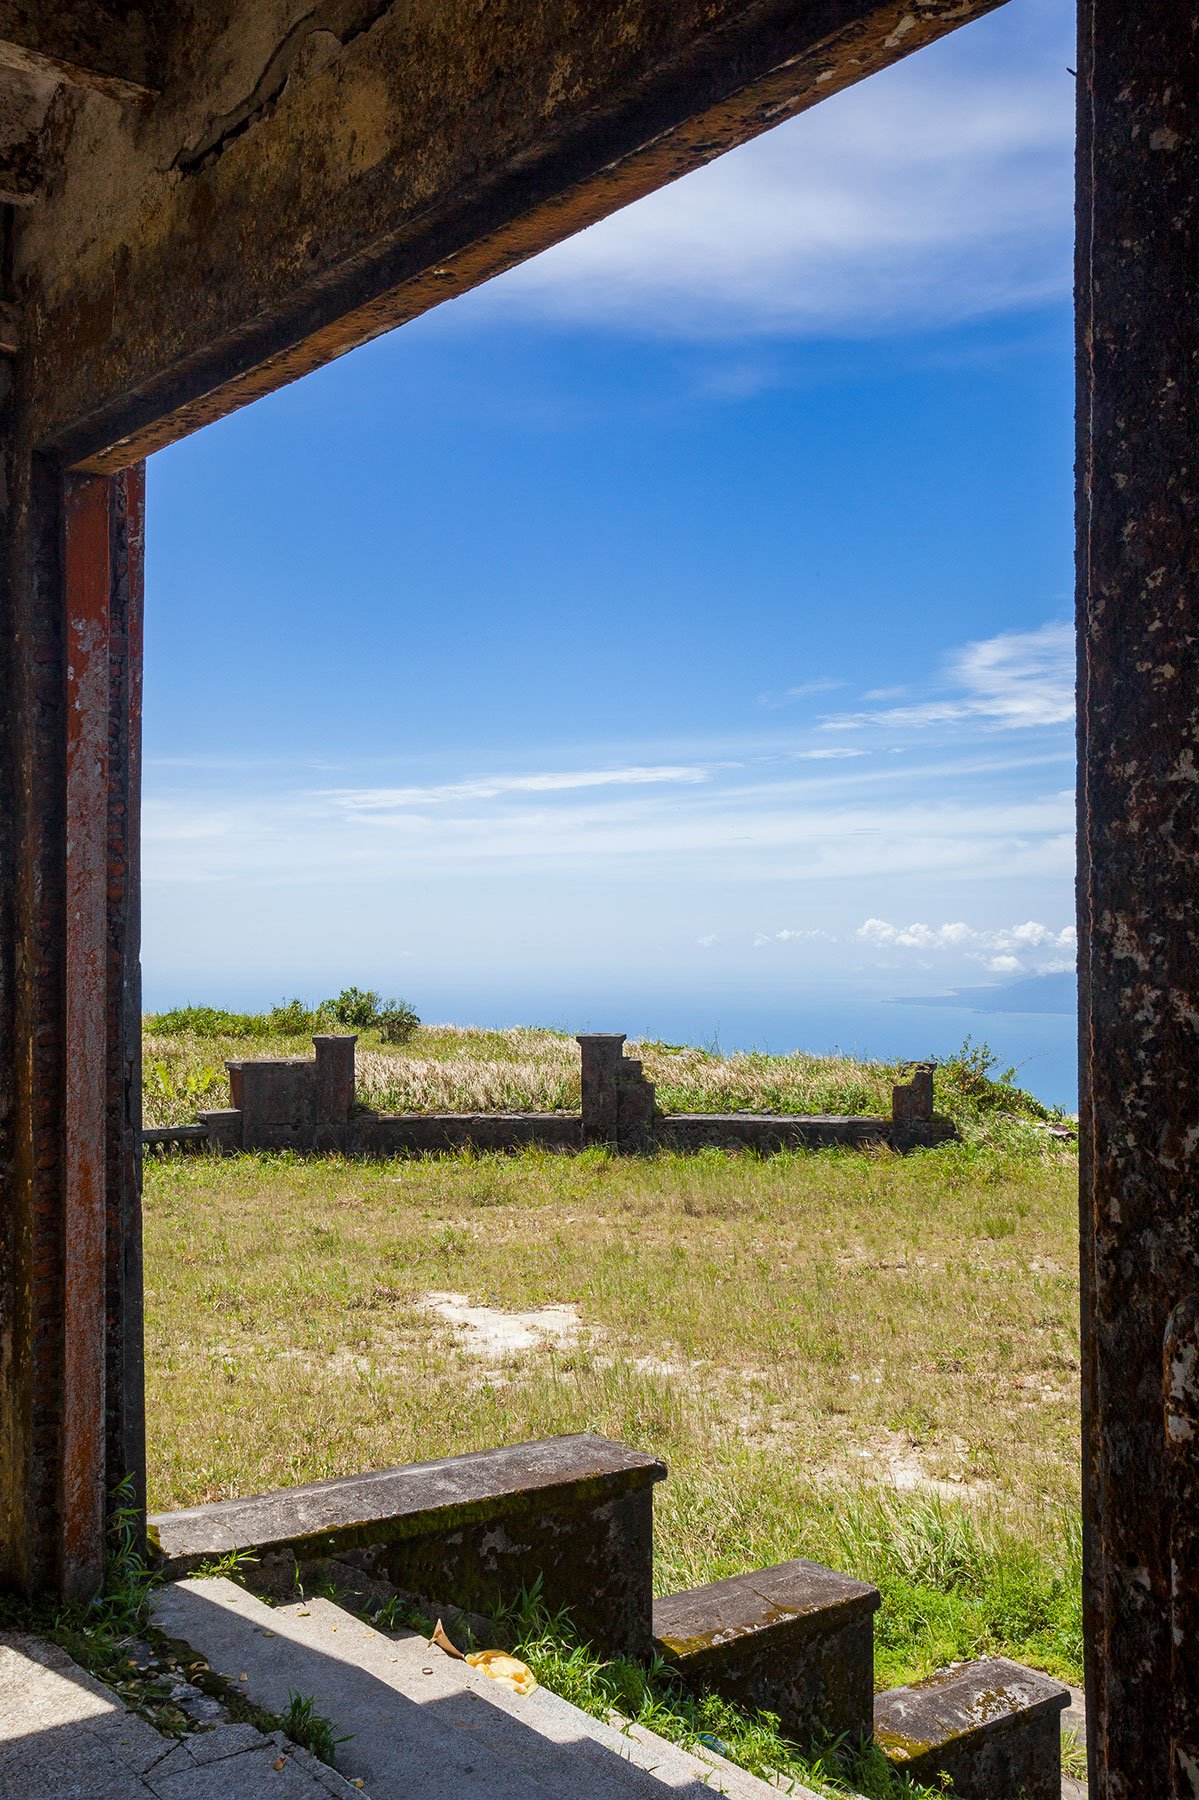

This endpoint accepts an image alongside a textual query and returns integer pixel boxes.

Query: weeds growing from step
[494,1587,947,1799]
[0,1482,354,1765]
[280,1690,351,1764]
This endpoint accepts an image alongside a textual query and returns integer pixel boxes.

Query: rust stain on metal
[60,471,111,1599]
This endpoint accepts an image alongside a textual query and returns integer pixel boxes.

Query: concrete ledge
[656,1115,955,1152]
[141,1035,957,1159]
[351,1112,583,1154]
[141,1122,209,1151]
[149,1432,665,1657]
[873,1657,1070,1800]
[653,1559,879,1747]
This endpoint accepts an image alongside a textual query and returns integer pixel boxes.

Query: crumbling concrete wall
[158,1034,952,1158]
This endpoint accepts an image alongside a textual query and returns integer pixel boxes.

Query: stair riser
[657,1610,874,1747]
[888,1712,1063,1800]
[653,1558,880,1750]
[149,1434,664,1660]
[874,1656,1070,1800]
[376,1482,656,1658]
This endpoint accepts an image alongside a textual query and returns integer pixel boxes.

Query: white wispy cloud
[143,777,1073,889]
[753,928,833,947]
[327,764,712,811]
[479,5,1072,339]
[759,678,844,709]
[792,747,867,762]
[857,916,1076,974]
[824,622,1073,734]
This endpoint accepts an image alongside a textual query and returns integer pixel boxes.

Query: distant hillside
[902,971,1076,1017]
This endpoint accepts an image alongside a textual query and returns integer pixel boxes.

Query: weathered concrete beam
[0,3,162,100]
[18,0,1008,471]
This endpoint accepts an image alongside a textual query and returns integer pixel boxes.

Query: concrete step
[148,1432,664,1658]
[0,1630,358,1799]
[873,1657,1070,1800]
[152,1577,816,1800]
[652,1559,879,1750]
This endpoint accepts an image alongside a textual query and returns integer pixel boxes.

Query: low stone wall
[657,1113,953,1153]
[351,1111,582,1155]
[140,1034,954,1158]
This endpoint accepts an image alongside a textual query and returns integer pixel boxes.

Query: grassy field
[142,1016,1082,1723]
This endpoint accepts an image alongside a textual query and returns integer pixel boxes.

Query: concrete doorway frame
[0,2,1194,1789]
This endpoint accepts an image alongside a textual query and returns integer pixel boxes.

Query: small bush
[267,997,318,1035]
[936,1037,1051,1122]
[325,986,382,1030]
[377,998,420,1044]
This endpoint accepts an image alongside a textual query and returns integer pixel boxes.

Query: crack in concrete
[173,0,397,175]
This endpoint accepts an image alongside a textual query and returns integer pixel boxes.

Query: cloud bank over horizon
[143,614,1076,1003]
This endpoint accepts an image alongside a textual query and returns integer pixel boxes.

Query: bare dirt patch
[418,1292,582,1359]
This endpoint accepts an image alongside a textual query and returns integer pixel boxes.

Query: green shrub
[325,986,382,1030]
[377,998,420,1044]
[150,1004,265,1037]
[935,1037,1052,1122]
[267,997,318,1035]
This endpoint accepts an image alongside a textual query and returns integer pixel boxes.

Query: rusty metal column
[0,457,145,1601]
[1076,4,1199,1793]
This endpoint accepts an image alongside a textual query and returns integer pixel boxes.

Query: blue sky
[143,0,1077,1085]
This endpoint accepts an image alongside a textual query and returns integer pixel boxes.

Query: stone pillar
[1077,4,1199,1789]
[891,1064,932,1132]
[0,451,146,1599]
[577,1034,626,1145]
[314,1035,356,1151]
[910,1064,933,1123]
[197,1110,243,1155]
[238,1060,316,1151]
[615,1054,657,1152]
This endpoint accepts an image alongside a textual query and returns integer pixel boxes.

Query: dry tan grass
[142,1022,900,1127]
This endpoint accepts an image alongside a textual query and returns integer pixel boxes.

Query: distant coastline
[898,971,1076,1017]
